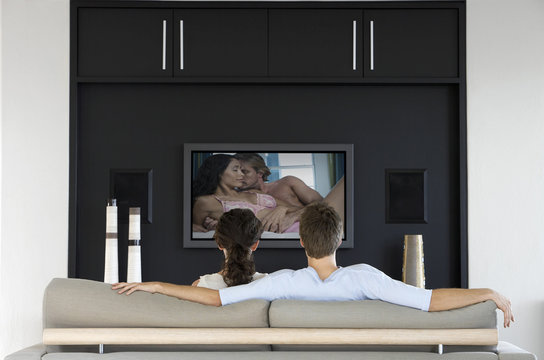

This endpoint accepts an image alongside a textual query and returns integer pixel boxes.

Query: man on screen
[234,153,323,207]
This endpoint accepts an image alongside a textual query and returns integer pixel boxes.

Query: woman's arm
[429,288,514,327]
[192,196,223,231]
[112,282,221,306]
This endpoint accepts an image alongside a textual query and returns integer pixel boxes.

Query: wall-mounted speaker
[385,169,427,223]
[110,169,153,224]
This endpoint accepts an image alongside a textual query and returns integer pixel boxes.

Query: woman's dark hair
[192,154,234,202]
[214,209,263,287]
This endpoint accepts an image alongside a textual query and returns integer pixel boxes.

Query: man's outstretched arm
[112,282,221,306]
[429,288,514,327]
[288,176,323,205]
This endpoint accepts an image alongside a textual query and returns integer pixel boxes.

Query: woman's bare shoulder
[193,195,223,218]
[194,195,218,206]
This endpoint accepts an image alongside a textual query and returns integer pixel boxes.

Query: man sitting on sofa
[113,202,514,328]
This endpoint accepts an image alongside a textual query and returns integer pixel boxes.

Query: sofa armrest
[497,341,537,360]
[4,344,46,360]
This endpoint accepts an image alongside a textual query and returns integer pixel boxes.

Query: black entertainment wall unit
[70,0,468,289]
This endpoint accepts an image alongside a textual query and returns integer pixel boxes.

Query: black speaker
[385,169,427,223]
[110,169,153,224]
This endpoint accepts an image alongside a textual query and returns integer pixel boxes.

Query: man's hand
[490,289,515,328]
[259,206,302,233]
[259,206,289,233]
[112,282,159,296]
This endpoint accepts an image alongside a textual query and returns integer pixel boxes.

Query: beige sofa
[5,278,537,360]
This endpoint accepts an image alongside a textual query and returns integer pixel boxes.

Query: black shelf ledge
[76,76,461,84]
[73,1,464,10]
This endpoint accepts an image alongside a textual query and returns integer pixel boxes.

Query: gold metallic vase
[402,234,426,288]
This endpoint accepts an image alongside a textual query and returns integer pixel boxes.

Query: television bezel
[183,143,354,249]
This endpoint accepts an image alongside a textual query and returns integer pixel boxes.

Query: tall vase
[402,234,425,288]
[104,198,119,284]
[127,207,142,283]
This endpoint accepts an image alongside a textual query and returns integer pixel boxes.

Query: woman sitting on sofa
[193,208,267,290]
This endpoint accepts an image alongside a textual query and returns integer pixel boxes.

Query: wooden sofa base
[43,328,498,346]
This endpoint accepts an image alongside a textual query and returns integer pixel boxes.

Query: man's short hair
[299,202,342,258]
[234,153,271,181]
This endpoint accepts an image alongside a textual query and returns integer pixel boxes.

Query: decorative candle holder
[402,234,425,288]
[104,198,119,284]
[127,207,142,283]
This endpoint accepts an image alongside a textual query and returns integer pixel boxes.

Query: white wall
[467,0,544,358]
[1,0,543,359]
[0,0,3,326]
[0,0,69,358]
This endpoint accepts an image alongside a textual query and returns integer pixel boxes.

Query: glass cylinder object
[402,234,425,288]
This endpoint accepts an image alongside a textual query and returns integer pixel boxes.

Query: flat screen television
[183,143,353,248]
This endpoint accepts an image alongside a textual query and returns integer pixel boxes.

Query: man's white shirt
[219,263,432,311]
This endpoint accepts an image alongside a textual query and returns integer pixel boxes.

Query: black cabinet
[363,9,459,77]
[78,8,173,77]
[173,10,268,77]
[269,10,363,77]
[78,7,460,79]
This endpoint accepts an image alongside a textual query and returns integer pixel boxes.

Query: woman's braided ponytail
[214,209,263,287]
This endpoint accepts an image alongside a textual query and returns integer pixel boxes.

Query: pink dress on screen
[214,192,300,233]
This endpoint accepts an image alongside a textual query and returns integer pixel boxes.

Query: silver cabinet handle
[162,20,167,70]
[370,20,374,71]
[180,20,184,70]
[353,20,357,70]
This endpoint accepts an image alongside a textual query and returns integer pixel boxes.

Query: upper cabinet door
[364,9,459,77]
[174,10,267,77]
[269,10,363,77]
[78,8,173,77]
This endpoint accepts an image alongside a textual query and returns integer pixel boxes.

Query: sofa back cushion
[44,278,269,328]
[269,300,497,352]
[269,299,497,328]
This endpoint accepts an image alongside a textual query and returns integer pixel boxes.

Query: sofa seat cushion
[269,300,497,329]
[44,278,269,328]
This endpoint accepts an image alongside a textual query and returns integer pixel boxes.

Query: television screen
[183,144,353,248]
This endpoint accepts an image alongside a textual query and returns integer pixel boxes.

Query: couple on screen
[191,152,344,235]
